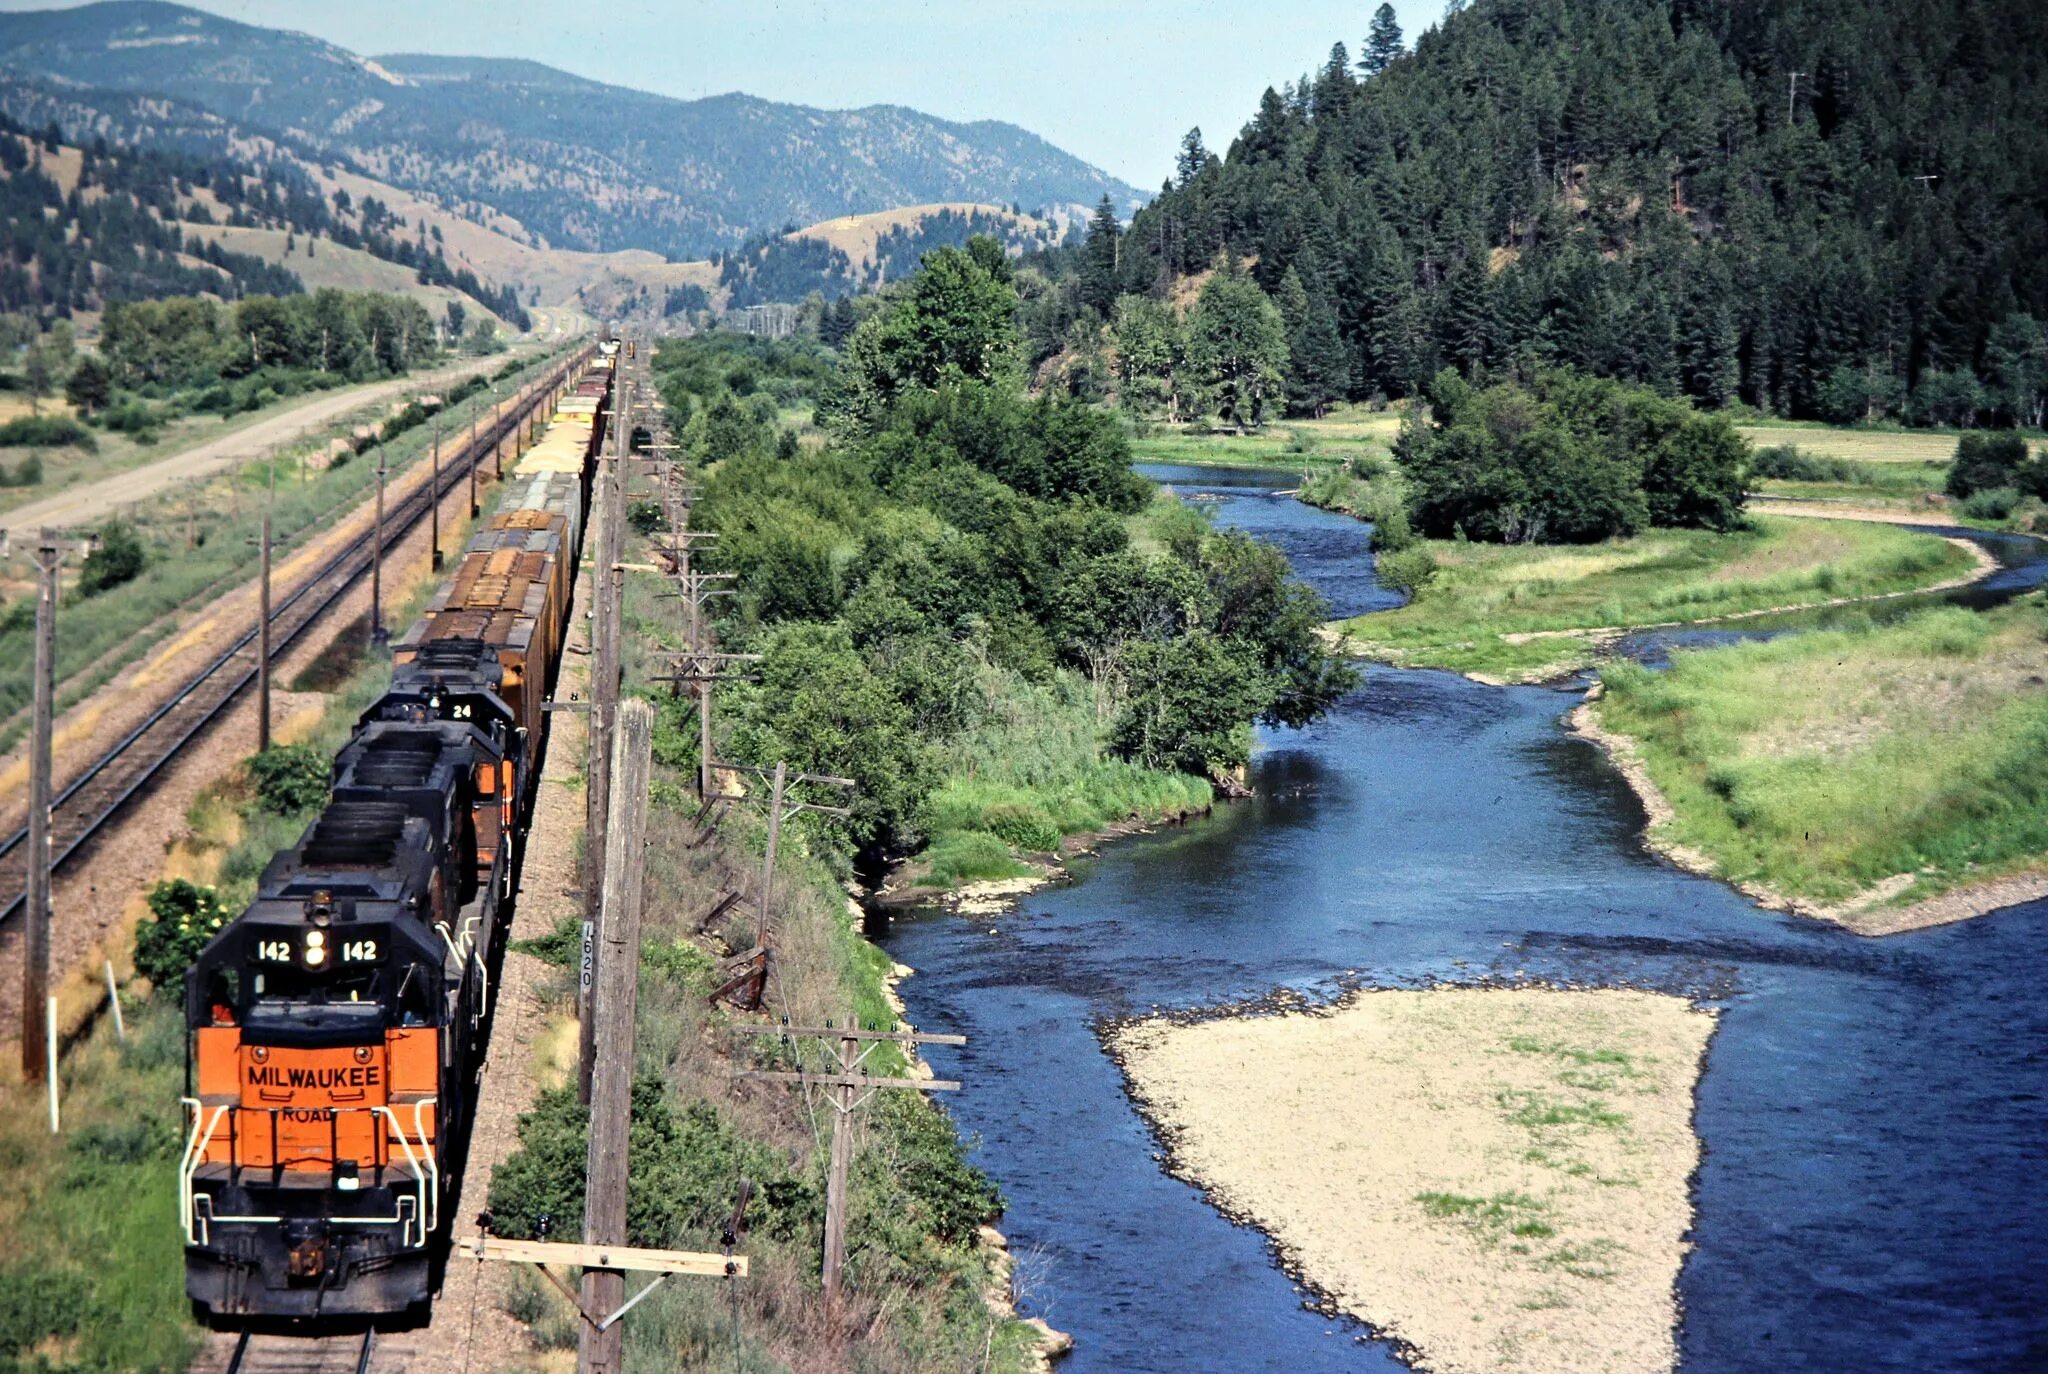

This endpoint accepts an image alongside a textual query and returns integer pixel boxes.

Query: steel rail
[0,349,591,926]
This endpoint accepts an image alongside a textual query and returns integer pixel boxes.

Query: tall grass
[914,664,1211,884]
[0,1000,201,1371]
[1596,598,2048,903]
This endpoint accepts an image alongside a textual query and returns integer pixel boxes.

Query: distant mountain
[0,1,1143,260]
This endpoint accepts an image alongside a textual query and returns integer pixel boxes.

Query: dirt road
[0,349,532,537]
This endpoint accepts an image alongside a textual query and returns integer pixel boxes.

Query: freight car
[178,346,615,1319]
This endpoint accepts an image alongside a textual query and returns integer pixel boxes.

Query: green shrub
[490,1082,816,1249]
[133,879,231,990]
[1946,431,2033,499]
[245,742,331,816]
[100,399,160,436]
[77,520,146,597]
[1749,443,1857,484]
[1960,486,2022,521]
[2,452,42,486]
[0,415,95,450]
[0,1265,89,1357]
[1376,545,1440,595]
[978,802,1062,852]
[641,939,715,996]
[510,916,582,967]
[1369,502,1416,551]
[627,499,668,534]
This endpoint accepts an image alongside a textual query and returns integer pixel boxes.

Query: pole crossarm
[736,1070,961,1092]
[468,1235,746,1278]
[731,1024,968,1047]
[716,763,856,788]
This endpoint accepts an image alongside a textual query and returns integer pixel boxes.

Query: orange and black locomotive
[178,343,617,1318]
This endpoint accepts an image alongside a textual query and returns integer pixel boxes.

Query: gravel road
[0,350,530,537]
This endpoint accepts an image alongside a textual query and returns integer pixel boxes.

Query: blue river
[878,465,2048,1373]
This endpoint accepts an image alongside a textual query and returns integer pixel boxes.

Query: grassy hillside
[179,223,508,324]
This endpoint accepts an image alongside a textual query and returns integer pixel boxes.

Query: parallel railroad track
[0,351,588,935]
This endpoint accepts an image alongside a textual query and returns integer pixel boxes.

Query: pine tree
[1362,4,1405,76]
[1176,128,1211,189]
[1440,247,1494,376]
[1079,196,1123,317]
[1288,293,1349,416]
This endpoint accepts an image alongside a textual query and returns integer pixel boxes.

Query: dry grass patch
[1112,987,1716,1374]
[1735,424,1962,465]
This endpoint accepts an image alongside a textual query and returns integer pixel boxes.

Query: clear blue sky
[2,0,1445,186]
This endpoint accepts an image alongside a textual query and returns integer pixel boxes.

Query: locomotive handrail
[179,1097,442,1248]
[372,1100,438,1245]
[179,1098,229,1245]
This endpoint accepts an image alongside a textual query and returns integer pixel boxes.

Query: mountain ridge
[0,1,1143,260]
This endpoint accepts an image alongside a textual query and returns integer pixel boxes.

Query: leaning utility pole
[706,762,850,1010]
[578,698,653,1374]
[578,372,630,1103]
[734,1022,965,1308]
[21,529,58,1081]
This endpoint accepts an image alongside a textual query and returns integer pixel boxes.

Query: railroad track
[219,1328,377,1374]
[0,350,589,934]
[197,1322,426,1374]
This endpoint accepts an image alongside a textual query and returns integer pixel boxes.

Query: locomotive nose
[283,1219,331,1281]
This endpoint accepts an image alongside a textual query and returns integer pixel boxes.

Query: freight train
[178,343,618,1319]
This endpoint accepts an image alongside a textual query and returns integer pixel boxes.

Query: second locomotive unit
[177,343,617,1318]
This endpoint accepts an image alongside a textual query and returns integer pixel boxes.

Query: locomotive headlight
[354,1046,374,1064]
[305,930,327,966]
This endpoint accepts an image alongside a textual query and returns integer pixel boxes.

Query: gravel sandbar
[1111,987,1717,1374]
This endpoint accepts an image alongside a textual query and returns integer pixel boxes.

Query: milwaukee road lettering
[246,1064,383,1090]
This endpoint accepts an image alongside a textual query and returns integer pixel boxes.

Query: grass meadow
[1333,517,1978,680]
[1593,596,2048,905]
[0,999,202,1372]
[1128,403,1402,471]
[1733,420,1970,465]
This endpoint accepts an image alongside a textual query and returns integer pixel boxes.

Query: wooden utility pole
[577,698,653,1374]
[468,400,480,518]
[257,462,274,753]
[430,416,443,570]
[579,373,629,1103]
[21,529,58,1080]
[734,1023,965,1308]
[371,448,388,646]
